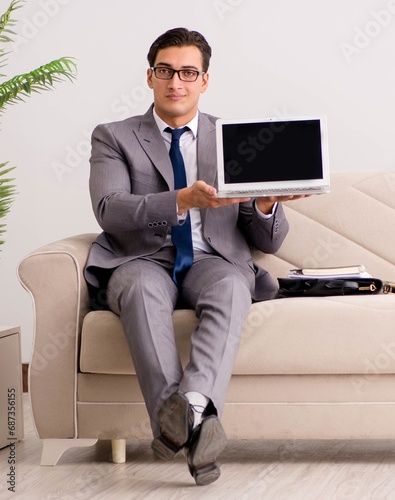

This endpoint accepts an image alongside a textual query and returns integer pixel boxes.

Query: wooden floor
[2,396,395,499]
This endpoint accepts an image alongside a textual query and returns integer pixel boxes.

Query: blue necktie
[165,126,194,286]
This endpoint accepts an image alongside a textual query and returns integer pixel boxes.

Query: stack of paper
[288,265,372,279]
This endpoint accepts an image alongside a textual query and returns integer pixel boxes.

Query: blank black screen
[222,119,323,184]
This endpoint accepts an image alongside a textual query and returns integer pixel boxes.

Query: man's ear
[147,68,153,89]
[201,72,209,94]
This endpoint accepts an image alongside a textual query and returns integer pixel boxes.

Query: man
[85,27,305,486]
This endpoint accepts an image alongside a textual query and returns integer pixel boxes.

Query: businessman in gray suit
[85,27,306,486]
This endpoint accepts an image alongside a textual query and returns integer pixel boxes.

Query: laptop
[215,115,330,198]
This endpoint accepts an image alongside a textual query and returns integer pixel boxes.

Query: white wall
[1,0,394,362]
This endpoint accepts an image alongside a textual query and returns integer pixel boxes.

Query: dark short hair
[147,27,212,73]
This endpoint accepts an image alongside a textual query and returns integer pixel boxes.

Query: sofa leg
[111,439,126,463]
[41,438,98,466]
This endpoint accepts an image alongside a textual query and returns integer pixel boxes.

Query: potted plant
[0,0,77,247]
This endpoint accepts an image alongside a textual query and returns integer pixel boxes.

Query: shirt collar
[153,107,198,139]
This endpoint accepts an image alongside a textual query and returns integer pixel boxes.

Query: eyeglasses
[150,66,205,82]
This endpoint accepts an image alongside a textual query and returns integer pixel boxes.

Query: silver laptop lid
[215,115,330,197]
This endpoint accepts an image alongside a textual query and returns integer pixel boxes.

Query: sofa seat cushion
[80,294,395,376]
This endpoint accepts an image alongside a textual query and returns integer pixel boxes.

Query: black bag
[277,278,394,298]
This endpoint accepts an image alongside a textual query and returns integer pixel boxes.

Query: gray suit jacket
[84,105,289,301]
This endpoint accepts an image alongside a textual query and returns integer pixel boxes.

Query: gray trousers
[107,248,253,437]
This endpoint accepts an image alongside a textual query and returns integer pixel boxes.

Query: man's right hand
[177,180,250,214]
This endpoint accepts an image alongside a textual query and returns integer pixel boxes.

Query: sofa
[17,171,395,466]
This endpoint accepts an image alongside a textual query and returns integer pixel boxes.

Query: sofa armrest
[17,233,98,439]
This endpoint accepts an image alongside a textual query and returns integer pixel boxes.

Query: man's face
[147,45,209,128]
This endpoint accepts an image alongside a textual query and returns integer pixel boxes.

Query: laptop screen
[221,119,324,184]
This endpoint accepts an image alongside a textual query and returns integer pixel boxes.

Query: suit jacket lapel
[197,113,217,188]
[133,107,217,193]
[133,106,175,190]
[197,113,217,227]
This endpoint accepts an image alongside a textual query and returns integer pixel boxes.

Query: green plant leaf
[0,0,23,35]
[0,0,23,75]
[0,57,77,112]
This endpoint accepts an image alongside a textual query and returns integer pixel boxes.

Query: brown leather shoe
[151,392,193,461]
[187,415,227,486]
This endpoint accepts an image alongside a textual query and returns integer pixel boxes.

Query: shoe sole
[151,435,179,461]
[188,416,227,486]
[192,463,221,486]
[152,392,190,461]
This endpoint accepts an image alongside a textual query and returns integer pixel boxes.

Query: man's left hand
[255,194,311,215]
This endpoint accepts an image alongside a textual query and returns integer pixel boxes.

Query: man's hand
[255,194,311,215]
[177,182,311,215]
[177,180,250,214]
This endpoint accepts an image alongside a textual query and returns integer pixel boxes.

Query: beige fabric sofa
[18,171,395,466]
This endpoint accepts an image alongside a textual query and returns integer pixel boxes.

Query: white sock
[184,391,209,428]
